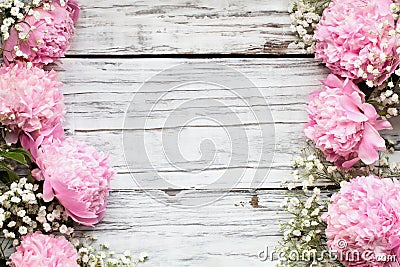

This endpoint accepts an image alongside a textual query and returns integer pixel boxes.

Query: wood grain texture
[53,58,329,190]
[54,57,400,266]
[55,58,400,191]
[55,57,317,265]
[80,190,290,267]
[67,0,298,55]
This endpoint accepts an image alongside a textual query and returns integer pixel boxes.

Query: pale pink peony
[323,176,400,267]
[314,0,400,86]
[3,1,75,66]
[10,232,79,267]
[304,74,392,169]
[33,138,115,226]
[0,64,65,155]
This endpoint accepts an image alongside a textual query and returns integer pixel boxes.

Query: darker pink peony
[314,0,400,86]
[323,176,400,267]
[33,138,115,226]
[61,0,80,22]
[304,74,392,169]
[3,1,75,66]
[0,64,65,156]
[10,232,79,267]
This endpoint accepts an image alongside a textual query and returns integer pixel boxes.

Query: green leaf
[366,100,380,105]
[0,162,19,183]
[8,148,32,161]
[26,173,35,184]
[0,151,28,166]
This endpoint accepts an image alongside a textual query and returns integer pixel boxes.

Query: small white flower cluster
[77,240,148,267]
[0,0,42,41]
[283,144,353,189]
[277,141,400,266]
[287,0,330,53]
[362,52,400,88]
[375,153,400,179]
[276,188,333,266]
[362,3,400,88]
[370,87,400,119]
[285,141,400,190]
[0,178,73,248]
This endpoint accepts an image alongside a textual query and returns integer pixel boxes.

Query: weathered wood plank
[52,58,327,189]
[53,58,400,190]
[67,0,298,55]
[80,190,290,267]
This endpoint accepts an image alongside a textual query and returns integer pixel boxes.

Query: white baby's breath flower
[353,60,362,68]
[292,230,302,237]
[18,226,27,235]
[138,252,148,262]
[82,254,89,263]
[22,216,31,224]
[311,208,320,217]
[7,232,15,239]
[301,209,308,216]
[10,6,19,16]
[313,187,321,195]
[385,90,394,97]
[79,247,89,254]
[59,224,68,234]
[46,213,55,222]
[388,107,398,116]
[287,183,295,190]
[17,209,25,217]
[43,223,51,232]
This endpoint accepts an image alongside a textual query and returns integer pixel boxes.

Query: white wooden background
[51,1,400,266]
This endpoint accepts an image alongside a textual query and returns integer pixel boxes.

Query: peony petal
[374,119,393,131]
[361,103,379,120]
[4,131,19,144]
[339,95,368,122]
[42,179,55,202]
[342,157,360,169]
[358,123,385,165]
[322,74,344,88]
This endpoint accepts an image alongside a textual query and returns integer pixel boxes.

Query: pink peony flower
[3,1,75,66]
[323,176,400,267]
[0,64,65,156]
[60,0,80,22]
[33,138,115,226]
[304,74,392,169]
[314,0,400,86]
[10,232,79,267]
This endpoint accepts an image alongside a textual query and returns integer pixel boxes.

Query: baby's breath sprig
[0,178,75,260]
[0,0,42,42]
[75,235,148,267]
[287,0,331,53]
[276,188,343,267]
[368,70,400,119]
[282,141,356,189]
[282,140,400,191]
[278,139,400,266]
